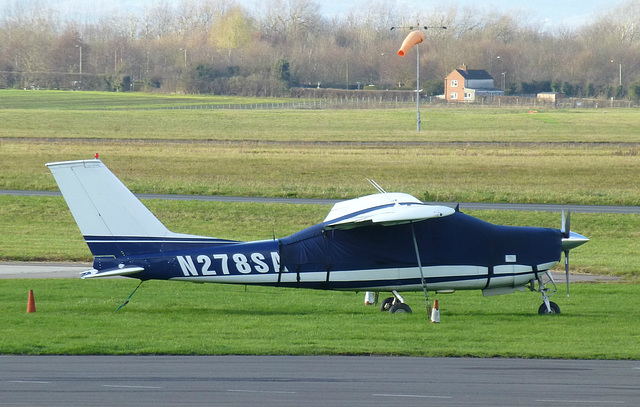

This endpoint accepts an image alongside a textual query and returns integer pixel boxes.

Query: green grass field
[3,279,639,359]
[0,89,294,110]
[2,90,640,205]
[1,90,639,358]
[2,89,640,143]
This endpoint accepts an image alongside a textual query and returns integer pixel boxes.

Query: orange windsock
[398,30,425,57]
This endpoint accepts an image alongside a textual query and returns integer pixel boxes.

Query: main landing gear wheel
[389,303,412,314]
[538,301,561,314]
[380,297,394,312]
[379,297,412,313]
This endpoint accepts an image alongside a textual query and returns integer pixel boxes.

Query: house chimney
[459,64,467,72]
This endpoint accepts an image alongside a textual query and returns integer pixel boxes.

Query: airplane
[46,158,589,315]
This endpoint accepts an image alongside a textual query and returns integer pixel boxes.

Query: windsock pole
[415,43,420,132]
[397,30,424,132]
[395,27,446,132]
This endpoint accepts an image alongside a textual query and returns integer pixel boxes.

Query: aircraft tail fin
[46,159,234,258]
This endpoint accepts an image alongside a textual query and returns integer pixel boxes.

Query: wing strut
[410,222,431,316]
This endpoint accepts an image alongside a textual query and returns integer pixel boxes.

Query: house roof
[456,69,494,80]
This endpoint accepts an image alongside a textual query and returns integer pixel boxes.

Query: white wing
[323,193,454,230]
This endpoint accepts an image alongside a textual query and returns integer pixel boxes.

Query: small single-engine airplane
[47,158,588,315]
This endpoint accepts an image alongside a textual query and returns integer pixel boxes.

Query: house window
[451,80,458,87]
[450,92,458,99]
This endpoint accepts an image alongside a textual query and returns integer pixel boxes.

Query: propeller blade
[560,209,589,299]
[561,210,571,298]
[561,210,571,239]
[564,250,570,298]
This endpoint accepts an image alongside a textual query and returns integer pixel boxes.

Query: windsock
[398,31,425,57]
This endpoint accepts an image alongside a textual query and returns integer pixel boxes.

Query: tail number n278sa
[177,252,281,276]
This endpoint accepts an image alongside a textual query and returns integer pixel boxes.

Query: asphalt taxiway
[4,189,640,214]
[1,355,638,407]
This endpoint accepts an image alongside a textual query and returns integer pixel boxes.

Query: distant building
[537,92,565,102]
[444,65,504,102]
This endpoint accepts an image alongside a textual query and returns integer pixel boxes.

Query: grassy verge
[2,279,638,358]
[3,141,640,205]
[1,90,640,143]
[0,89,295,110]
[2,91,639,359]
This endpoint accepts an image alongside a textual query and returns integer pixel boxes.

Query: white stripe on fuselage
[170,261,558,292]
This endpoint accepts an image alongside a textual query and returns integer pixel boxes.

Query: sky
[20,0,622,31]
[319,0,617,29]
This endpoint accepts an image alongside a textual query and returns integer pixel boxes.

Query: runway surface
[3,189,640,214]
[1,356,638,407]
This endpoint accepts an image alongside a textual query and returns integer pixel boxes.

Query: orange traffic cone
[430,299,440,323]
[27,290,36,313]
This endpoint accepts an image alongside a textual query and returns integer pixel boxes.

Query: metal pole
[76,44,82,90]
[391,25,446,133]
[619,63,622,86]
[346,61,349,89]
[180,48,187,68]
[416,43,420,132]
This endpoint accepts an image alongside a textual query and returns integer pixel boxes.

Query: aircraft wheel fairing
[380,297,395,312]
[389,303,412,314]
[538,301,561,314]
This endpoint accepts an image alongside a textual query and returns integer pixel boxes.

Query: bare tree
[1,0,639,97]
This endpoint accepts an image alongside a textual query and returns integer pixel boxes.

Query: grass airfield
[2,279,639,359]
[1,90,639,358]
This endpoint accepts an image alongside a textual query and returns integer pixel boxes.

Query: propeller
[560,210,589,298]
[562,210,570,297]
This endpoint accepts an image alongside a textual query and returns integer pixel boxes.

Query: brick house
[445,65,504,102]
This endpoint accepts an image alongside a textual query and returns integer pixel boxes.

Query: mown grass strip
[1,279,638,359]
[2,90,640,143]
[0,89,295,110]
[3,141,640,205]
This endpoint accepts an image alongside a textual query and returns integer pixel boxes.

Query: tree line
[2,0,640,101]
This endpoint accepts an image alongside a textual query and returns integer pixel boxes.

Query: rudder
[46,159,233,257]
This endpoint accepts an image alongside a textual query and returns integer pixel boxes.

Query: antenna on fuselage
[367,179,398,204]
[367,178,387,194]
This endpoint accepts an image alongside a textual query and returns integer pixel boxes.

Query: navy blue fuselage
[105,211,562,292]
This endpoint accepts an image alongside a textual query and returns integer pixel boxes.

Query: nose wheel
[531,271,561,314]
[538,301,561,314]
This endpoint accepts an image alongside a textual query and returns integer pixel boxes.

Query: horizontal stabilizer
[81,266,144,279]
